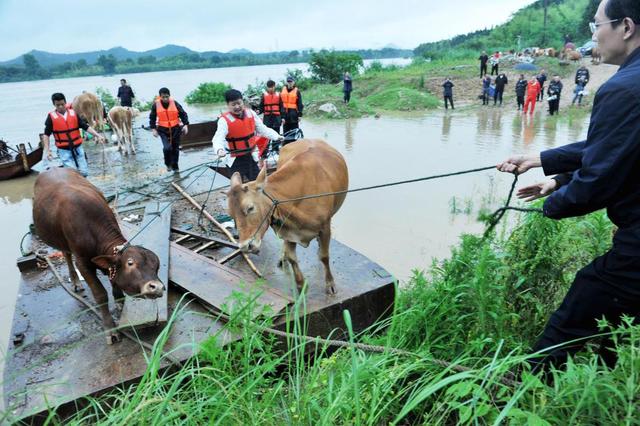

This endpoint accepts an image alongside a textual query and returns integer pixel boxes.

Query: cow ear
[92,255,117,270]
[255,165,267,191]
[230,172,243,189]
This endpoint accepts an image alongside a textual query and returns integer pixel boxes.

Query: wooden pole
[18,144,30,172]
[171,182,263,278]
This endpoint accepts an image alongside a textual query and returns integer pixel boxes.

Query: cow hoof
[132,151,137,155]
[277,259,285,269]
[73,284,85,293]
[106,332,121,345]
[325,284,337,296]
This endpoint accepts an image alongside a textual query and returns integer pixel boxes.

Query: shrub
[95,86,117,109]
[185,82,232,104]
[308,50,363,83]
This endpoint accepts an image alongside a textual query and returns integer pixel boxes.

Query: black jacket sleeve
[44,115,53,136]
[175,101,189,126]
[541,140,586,175]
[257,94,265,115]
[149,103,157,129]
[543,84,640,219]
[297,91,303,116]
[78,116,89,131]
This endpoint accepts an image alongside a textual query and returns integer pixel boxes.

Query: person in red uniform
[212,89,283,182]
[41,92,105,177]
[148,87,189,172]
[523,76,541,115]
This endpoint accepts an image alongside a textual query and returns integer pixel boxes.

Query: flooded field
[0,62,590,409]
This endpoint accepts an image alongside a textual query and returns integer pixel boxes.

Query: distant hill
[2,44,198,67]
[414,0,597,58]
[2,44,413,68]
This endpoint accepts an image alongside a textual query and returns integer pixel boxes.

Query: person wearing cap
[281,76,303,134]
[212,89,284,182]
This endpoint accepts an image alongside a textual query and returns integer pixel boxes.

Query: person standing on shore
[148,87,189,172]
[523,75,541,114]
[479,51,489,78]
[443,77,454,110]
[490,51,500,75]
[497,0,640,374]
[494,73,508,106]
[536,69,548,102]
[42,92,106,177]
[281,76,303,134]
[117,79,135,107]
[212,89,284,182]
[482,75,492,105]
[547,75,563,115]
[342,72,353,104]
[515,74,527,111]
[258,80,283,134]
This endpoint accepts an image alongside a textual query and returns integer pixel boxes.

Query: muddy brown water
[0,62,590,410]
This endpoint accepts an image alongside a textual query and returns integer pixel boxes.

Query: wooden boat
[0,141,43,181]
[180,119,218,149]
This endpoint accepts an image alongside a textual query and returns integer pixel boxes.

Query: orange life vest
[262,92,281,116]
[155,98,180,128]
[527,80,540,98]
[281,86,299,110]
[222,109,258,157]
[50,109,83,149]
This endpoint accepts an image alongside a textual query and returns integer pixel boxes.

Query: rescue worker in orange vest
[149,87,189,172]
[258,79,284,134]
[41,92,105,177]
[523,76,541,115]
[281,76,303,135]
[212,89,284,182]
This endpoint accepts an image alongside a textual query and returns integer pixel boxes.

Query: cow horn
[114,244,127,254]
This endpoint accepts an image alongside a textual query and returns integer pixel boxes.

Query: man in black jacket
[494,73,508,106]
[536,69,548,101]
[515,74,527,111]
[547,75,563,115]
[497,0,640,372]
[117,79,135,107]
[442,77,454,109]
[479,51,489,78]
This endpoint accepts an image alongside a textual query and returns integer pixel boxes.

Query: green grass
[17,203,640,425]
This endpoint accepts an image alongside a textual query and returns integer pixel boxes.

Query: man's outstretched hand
[517,179,558,202]
[496,153,542,174]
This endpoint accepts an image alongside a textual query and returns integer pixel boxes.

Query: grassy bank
[26,206,640,425]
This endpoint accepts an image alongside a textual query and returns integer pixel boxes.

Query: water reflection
[522,114,536,146]
[441,113,452,138]
[344,119,355,152]
[543,117,558,148]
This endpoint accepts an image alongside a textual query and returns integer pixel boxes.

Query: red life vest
[155,98,180,128]
[222,109,258,157]
[281,86,299,110]
[49,109,83,149]
[262,92,281,116]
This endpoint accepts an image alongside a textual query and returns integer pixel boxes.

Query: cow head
[92,245,164,298]
[225,167,272,254]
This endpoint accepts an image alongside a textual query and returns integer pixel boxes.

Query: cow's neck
[98,228,128,257]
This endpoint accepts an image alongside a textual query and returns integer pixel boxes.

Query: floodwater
[0,60,589,409]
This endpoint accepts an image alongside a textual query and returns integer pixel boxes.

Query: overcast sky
[0,0,536,61]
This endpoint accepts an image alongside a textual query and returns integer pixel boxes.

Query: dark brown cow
[33,168,164,344]
[226,139,348,295]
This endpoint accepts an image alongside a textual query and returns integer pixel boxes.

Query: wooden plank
[171,227,239,249]
[119,202,171,328]
[194,241,216,253]
[219,249,242,264]
[168,242,291,318]
[174,234,192,244]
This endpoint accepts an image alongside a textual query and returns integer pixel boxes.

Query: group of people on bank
[41,76,306,180]
[441,65,591,115]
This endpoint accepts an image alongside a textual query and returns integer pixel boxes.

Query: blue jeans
[57,144,89,177]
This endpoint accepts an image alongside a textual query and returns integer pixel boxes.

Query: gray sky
[0,0,536,61]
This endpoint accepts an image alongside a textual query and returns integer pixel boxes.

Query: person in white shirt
[212,89,283,182]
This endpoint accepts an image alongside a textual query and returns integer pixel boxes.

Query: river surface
[0,59,590,408]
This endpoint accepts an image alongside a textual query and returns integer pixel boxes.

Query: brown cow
[225,139,348,295]
[73,92,104,131]
[108,106,135,155]
[33,168,164,343]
